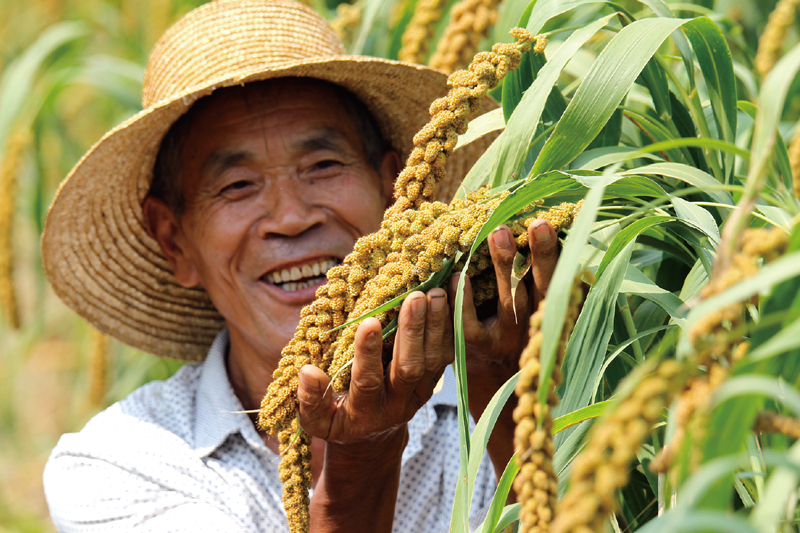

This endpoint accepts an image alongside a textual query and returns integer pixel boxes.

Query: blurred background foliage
[0,0,795,531]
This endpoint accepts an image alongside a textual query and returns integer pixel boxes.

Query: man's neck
[225,326,325,482]
[225,327,280,427]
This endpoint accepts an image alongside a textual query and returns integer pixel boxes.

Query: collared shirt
[44,330,497,532]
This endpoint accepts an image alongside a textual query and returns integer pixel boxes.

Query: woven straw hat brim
[42,55,490,362]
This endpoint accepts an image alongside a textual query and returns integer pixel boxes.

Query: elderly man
[42,1,558,531]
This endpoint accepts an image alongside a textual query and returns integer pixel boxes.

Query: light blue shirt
[44,330,496,532]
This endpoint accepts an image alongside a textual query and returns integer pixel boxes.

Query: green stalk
[617,293,644,363]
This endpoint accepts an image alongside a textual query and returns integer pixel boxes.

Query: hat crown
[142,0,346,109]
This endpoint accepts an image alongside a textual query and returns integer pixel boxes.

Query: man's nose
[255,178,326,238]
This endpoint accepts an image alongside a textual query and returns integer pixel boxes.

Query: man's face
[158,79,396,358]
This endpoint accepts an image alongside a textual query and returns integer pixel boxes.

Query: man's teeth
[268,258,338,288]
[280,280,318,292]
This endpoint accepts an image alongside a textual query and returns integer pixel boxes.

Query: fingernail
[412,296,426,317]
[431,294,446,313]
[493,227,512,249]
[299,368,320,392]
[533,221,552,243]
[367,330,380,346]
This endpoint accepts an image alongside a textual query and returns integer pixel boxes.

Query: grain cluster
[549,226,788,533]
[398,0,446,64]
[513,277,584,533]
[0,128,27,330]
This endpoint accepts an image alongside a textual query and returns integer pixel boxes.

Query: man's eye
[220,180,253,194]
[313,160,342,170]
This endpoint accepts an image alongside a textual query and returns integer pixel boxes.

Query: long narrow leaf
[493,14,617,187]
[538,179,608,406]
[531,17,688,176]
[479,456,520,533]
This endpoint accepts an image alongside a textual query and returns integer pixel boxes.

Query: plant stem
[617,293,644,363]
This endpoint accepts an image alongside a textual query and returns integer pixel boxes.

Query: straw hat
[42,0,491,361]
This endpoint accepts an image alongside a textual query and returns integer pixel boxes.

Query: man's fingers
[388,292,427,394]
[488,225,528,324]
[297,364,335,439]
[423,289,448,372]
[529,219,559,303]
[349,317,386,407]
[449,273,480,333]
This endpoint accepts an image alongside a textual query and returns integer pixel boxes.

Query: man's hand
[296,287,454,443]
[453,219,559,380]
[450,219,559,489]
[296,289,454,533]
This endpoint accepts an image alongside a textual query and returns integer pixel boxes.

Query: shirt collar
[193,329,268,457]
[192,328,459,459]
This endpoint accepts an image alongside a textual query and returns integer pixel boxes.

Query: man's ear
[379,150,402,208]
[142,196,203,288]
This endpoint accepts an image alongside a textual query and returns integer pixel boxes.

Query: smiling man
[41,1,558,532]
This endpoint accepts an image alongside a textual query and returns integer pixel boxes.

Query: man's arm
[298,288,454,532]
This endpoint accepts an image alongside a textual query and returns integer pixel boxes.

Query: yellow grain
[513,278,583,533]
[0,128,29,330]
[755,0,800,78]
[398,0,446,64]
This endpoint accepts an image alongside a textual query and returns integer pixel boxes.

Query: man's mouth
[261,257,341,292]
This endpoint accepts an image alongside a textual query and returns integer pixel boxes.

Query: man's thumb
[297,365,334,439]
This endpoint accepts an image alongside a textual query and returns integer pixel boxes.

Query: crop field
[2,0,800,532]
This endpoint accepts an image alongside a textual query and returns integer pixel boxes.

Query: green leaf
[467,372,519,507]
[619,107,691,165]
[531,17,688,176]
[459,140,500,195]
[526,0,611,35]
[606,137,750,171]
[0,21,87,152]
[386,0,418,60]
[484,503,520,533]
[738,100,794,193]
[670,195,720,244]
[711,376,800,417]
[750,440,800,533]
[681,17,737,181]
[634,510,759,533]
[350,0,388,55]
[479,456,520,533]
[538,178,608,407]
[555,198,633,445]
[597,216,673,279]
[455,108,505,151]
[748,42,800,192]
[572,146,662,171]
[621,162,733,206]
[493,14,617,187]
[592,325,674,400]
[678,250,800,358]
[637,57,672,122]
[586,108,624,151]
[747,312,800,363]
[552,400,612,433]
[621,266,687,327]
[636,0,695,80]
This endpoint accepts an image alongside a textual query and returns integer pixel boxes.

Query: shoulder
[43,364,217,525]
[62,361,203,453]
